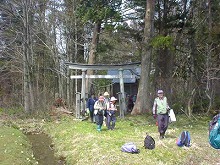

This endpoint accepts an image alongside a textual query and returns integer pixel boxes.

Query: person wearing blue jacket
[87,94,97,123]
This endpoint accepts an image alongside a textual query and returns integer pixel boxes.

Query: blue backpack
[176,131,191,147]
[209,114,220,149]
[121,142,140,154]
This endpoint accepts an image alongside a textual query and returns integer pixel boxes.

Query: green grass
[0,107,24,116]
[0,126,38,165]
[0,112,219,165]
[43,114,220,165]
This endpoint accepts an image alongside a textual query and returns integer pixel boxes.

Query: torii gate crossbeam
[66,62,141,70]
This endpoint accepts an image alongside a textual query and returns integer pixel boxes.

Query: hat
[157,90,163,94]
[103,92,109,96]
[110,96,117,102]
[99,96,105,101]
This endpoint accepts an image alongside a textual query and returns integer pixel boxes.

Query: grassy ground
[0,126,37,165]
[43,114,220,165]
[0,111,220,165]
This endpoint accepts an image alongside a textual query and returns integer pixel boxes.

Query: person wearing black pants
[87,94,97,123]
[103,91,110,125]
[152,90,170,139]
[106,96,117,130]
[94,96,106,132]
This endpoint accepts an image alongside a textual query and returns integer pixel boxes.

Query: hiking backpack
[144,134,155,150]
[209,114,220,149]
[121,142,140,154]
[176,131,191,147]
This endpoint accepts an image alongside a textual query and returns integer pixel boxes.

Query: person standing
[94,96,106,132]
[87,94,97,123]
[103,92,110,113]
[106,96,118,130]
[152,90,170,139]
[103,91,110,125]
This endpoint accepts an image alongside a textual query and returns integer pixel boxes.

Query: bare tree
[22,0,35,113]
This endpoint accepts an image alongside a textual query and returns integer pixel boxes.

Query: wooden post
[81,69,86,117]
[119,69,125,118]
[75,92,81,118]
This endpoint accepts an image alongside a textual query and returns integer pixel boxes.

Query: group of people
[87,89,171,139]
[87,92,118,132]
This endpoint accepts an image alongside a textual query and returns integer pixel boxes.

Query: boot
[112,123,115,130]
[160,132,165,139]
[97,125,101,132]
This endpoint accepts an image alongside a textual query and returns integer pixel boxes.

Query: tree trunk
[131,0,155,115]
[155,0,173,96]
[86,22,101,95]
[65,0,77,109]
[205,0,213,114]
[23,0,34,113]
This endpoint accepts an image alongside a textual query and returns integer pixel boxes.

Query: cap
[103,92,109,96]
[110,96,117,102]
[99,96,105,101]
[157,90,163,94]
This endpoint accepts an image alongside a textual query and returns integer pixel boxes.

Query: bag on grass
[121,142,140,154]
[144,134,155,150]
[209,114,220,149]
[176,131,191,147]
[168,109,176,123]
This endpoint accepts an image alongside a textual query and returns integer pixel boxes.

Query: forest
[0,0,220,116]
[1,1,220,165]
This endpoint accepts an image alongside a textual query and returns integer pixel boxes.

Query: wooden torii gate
[65,62,141,119]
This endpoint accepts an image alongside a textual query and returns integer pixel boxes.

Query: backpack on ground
[121,142,140,154]
[176,131,191,147]
[144,134,155,150]
[209,114,220,149]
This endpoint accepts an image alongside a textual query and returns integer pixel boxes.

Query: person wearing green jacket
[152,90,170,139]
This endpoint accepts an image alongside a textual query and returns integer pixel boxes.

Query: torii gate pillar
[81,69,86,116]
[119,68,125,118]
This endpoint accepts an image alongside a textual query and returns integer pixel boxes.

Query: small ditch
[27,133,65,165]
